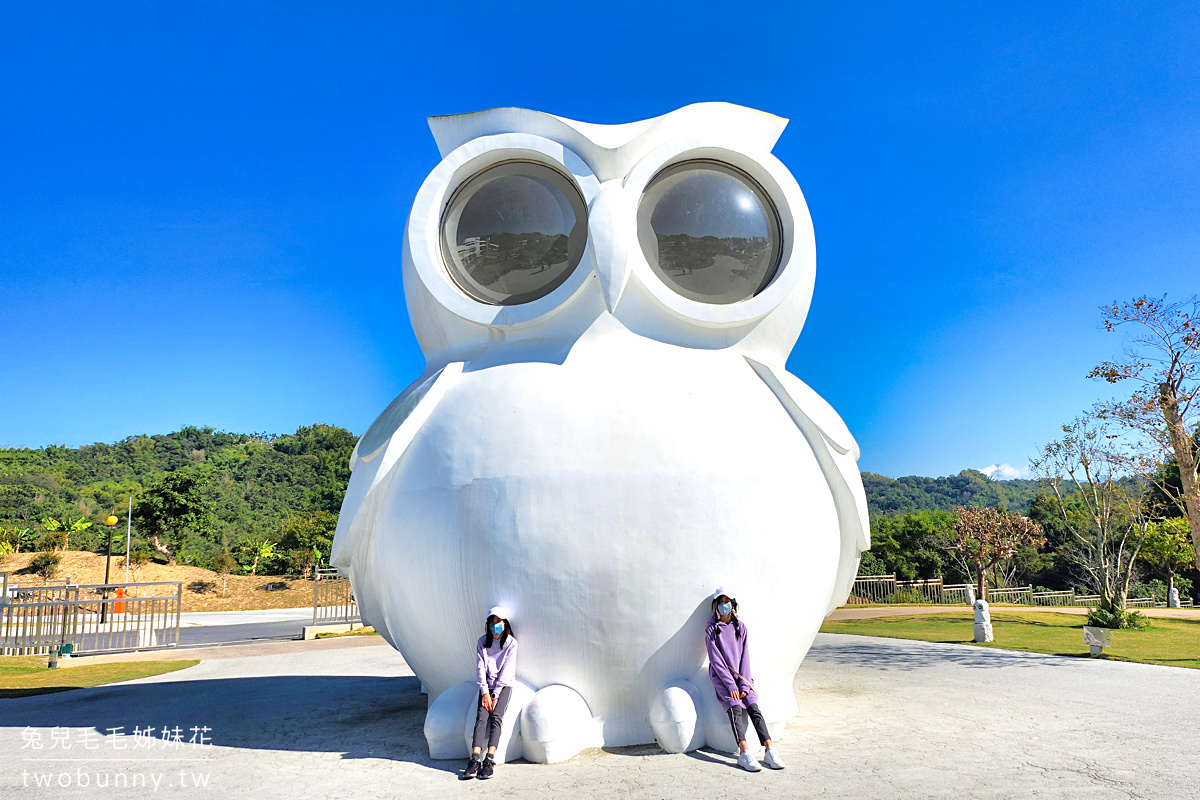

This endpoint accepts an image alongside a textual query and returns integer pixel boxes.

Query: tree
[941,505,1044,600]
[133,472,213,566]
[1031,415,1154,624]
[210,551,237,596]
[277,510,337,565]
[0,528,37,553]
[1139,518,1195,595]
[239,536,277,576]
[865,511,953,580]
[1090,295,1200,567]
[287,546,321,581]
[41,515,92,551]
[122,548,151,581]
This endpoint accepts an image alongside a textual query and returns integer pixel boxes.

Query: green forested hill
[862,469,1042,517]
[1,424,1041,574]
[0,425,355,569]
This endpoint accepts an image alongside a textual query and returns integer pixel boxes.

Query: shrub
[1086,607,1151,630]
[30,551,61,580]
[0,540,13,564]
[41,530,67,552]
[883,588,927,605]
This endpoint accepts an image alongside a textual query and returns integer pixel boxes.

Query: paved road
[3,634,1196,799]
[176,607,311,647]
[176,620,306,648]
[178,608,313,627]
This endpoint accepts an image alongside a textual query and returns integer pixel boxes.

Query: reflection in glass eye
[637,161,782,305]
[441,162,588,306]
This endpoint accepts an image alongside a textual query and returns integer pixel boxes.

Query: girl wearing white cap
[705,588,785,772]
[461,605,517,780]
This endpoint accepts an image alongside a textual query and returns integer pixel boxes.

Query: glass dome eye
[440,161,588,306]
[637,161,782,305]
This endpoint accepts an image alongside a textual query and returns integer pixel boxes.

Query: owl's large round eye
[637,161,782,304]
[440,161,588,306]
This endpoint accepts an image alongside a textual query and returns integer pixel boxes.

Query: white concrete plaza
[1,633,1196,799]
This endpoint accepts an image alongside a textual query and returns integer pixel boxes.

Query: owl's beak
[589,181,632,314]
[597,258,630,314]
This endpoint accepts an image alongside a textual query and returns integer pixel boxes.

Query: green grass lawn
[315,625,378,639]
[0,656,200,699]
[821,610,1200,669]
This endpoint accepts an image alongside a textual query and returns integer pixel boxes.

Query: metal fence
[847,575,1195,609]
[986,586,1034,605]
[847,576,975,605]
[312,568,359,625]
[1,573,181,656]
[1031,590,1074,607]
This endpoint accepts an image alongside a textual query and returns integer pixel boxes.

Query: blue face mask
[717,602,733,617]
[491,622,505,636]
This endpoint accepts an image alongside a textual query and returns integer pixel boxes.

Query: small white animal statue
[331,103,871,762]
[973,599,994,643]
[1168,586,1181,609]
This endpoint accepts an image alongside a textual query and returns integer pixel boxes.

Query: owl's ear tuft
[427,103,789,163]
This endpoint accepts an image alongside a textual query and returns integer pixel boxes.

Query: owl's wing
[330,362,463,571]
[745,357,870,616]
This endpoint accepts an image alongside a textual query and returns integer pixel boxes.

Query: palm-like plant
[41,515,92,551]
[240,536,277,576]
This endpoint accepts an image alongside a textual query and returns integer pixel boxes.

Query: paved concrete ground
[2,634,1197,799]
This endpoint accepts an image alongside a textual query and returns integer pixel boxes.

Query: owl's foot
[649,680,705,753]
[424,680,535,764]
[684,668,797,754]
[424,681,477,760]
[519,684,598,763]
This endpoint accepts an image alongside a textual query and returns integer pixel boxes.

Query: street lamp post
[100,515,118,624]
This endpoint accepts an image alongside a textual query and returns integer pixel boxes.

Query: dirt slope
[1,551,314,612]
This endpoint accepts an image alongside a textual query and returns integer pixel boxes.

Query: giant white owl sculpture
[331,103,870,762]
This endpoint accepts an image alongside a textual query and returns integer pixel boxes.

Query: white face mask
[717,602,733,617]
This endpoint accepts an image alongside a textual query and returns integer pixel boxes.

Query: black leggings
[471,686,512,752]
[727,702,771,746]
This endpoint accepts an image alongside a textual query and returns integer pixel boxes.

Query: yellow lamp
[105,515,119,526]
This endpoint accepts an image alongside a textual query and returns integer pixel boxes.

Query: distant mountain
[862,469,1042,517]
[0,425,355,567]
[2,422,1042,559]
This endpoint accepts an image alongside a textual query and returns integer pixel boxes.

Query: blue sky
[2,2,1198,478]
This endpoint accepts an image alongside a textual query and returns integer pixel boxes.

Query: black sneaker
[477,756,495,780]
[461,757,481,780]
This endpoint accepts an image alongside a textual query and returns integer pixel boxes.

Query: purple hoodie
[705,618,757,710]
[476,634,517,696]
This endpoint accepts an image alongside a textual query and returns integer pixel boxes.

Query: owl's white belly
[354,340,840,746]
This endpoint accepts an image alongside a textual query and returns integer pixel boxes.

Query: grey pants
[472,686,512,751]
[727,702,771,746]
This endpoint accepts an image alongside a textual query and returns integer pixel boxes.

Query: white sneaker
[762,747,786,769]
[737,750,763,772]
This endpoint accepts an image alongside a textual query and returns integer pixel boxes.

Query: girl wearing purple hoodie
[461,605,517,781]
[705,588,786,772]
